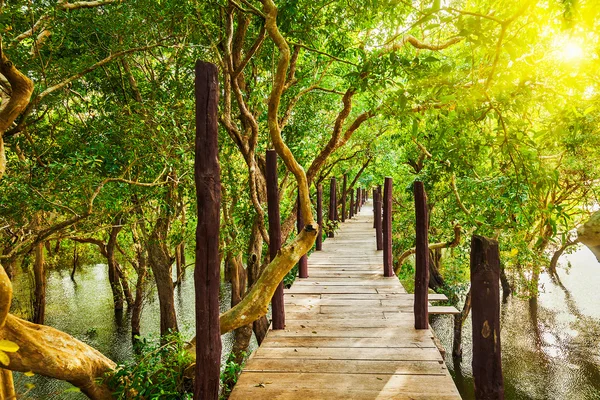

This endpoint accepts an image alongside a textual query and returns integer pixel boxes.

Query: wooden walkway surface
[229,200,462,399]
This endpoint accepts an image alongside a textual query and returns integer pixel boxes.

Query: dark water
[432,246,600,400]
[10,247,600,399]
[11,265,247,399]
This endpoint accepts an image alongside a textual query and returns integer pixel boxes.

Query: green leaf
[0,340,19,353]
[0,351,9,366]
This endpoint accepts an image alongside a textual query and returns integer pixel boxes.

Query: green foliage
[219,352,247,400]
[105,333,193,399]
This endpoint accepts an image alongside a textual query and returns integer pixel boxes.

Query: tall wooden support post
[328,177,337,238]
[316,184,323,251]
[297,191,309,278]
[383,177,393,277]
[194,60,222,400]
[373,189,377,228]
[413,181,429,330]
[471,235,504,399]
[349,189,354,219]
[341,174,347,222]
[375,189,383,250]
[266,149,285,330]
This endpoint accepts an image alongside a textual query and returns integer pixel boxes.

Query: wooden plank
[428,306,460,315]
[261,336,436,348]
[282,319,413,328]
[233,373,461,397]
[252,347,444,362]
[268,327,433,338]
[286,287,379,294]
[229,199,461,400]
[244,358,447,375]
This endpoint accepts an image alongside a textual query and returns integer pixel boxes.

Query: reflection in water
[11,264,246,399]
[9,247,600,399]
[433,246,600,400]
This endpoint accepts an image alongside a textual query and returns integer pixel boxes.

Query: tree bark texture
[194,60,222,400]
[328,177,337,237]
[373,189,377,228]
[471,235,504,400]
[413,181,429,330]
[266,149,284,330]
[453,288,472,359]
[147,220,178,336]
[297,192,308,278]
[341,174,347,222]
[107,222,125,312]
[32,240,46,324]
[383,177,393,277]
[375,190,383,251]
[316,184,323,251]
[349,189,354,219]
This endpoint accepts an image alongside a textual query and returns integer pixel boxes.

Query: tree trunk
[452,288,471,359]
[130,222,147,343]
[147,218,178,337]
[32,240,46,325]
[227,254,252,366]
[246,218,269,345]
[175,243,184,286]
[107,223,125,312]
[71,244,79,282]
[0,314,115,400]
[0,369,16,400]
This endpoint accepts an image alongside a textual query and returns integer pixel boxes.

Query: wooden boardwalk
[229,200,462,399]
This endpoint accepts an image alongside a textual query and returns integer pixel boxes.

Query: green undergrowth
[105,332,193,399]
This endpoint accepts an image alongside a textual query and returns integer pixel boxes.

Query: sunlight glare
[562,42,584,61]
[552,34,586,63]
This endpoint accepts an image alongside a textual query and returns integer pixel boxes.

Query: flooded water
[432,246,600,400]
[11,265,245,399]
[9,246,600,399]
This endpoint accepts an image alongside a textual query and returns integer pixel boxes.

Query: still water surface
[433,246,600,400]
[12,246,600,399]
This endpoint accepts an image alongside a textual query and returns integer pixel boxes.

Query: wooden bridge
[229,199,462,399]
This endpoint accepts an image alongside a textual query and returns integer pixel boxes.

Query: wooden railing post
[349,189,354,219]
[383,177,393,277]
[297,191,308,278]
[375,189,383,251]
[471,235,504,399]
[266,149,284,330]
[316,184,323,251]
[372,188,377,228]
[194,60,221,399]
[328,177,337,237]
[342,174,347,222]
[413,181,429,330]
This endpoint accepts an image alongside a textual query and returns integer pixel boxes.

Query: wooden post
[375,190,383,251]
[316,184,323,251]
[413,181,429,330]
[373,188,377,228]
[349,189,354,219]
[297,191,308,278]
[341,174,347,222]
[266,149,284,330]
[194,60,222,400]
[471,235,504,399]
[328,177,336,238]
[383,177,393,277]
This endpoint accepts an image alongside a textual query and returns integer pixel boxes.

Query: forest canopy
[0,0,599,398]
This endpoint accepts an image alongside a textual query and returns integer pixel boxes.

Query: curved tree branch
[394,224,461,275]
